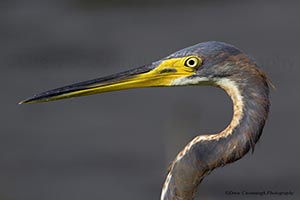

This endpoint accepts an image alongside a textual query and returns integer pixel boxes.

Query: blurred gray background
[0,0,299,200]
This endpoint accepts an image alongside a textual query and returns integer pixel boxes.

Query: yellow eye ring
[184,56,202,68]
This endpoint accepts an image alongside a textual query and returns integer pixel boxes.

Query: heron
[20,41,271,200]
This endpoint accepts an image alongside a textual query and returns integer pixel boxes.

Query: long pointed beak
[19,65,153,104]
[19,59,193,104]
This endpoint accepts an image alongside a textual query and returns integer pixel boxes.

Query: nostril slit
[159,68,177,73]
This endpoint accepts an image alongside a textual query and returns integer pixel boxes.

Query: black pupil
[188,59,195,66]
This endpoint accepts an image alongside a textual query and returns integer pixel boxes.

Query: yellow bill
[19,56,202,104]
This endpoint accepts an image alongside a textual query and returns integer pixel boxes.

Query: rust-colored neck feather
[160,64,270,200]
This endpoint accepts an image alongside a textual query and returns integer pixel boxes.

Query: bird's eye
[184,57,201,68]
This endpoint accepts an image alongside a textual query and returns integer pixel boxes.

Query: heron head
[19,41,251,104]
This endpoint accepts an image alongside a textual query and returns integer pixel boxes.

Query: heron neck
[161,71,270,200]
[212,76,270,155]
